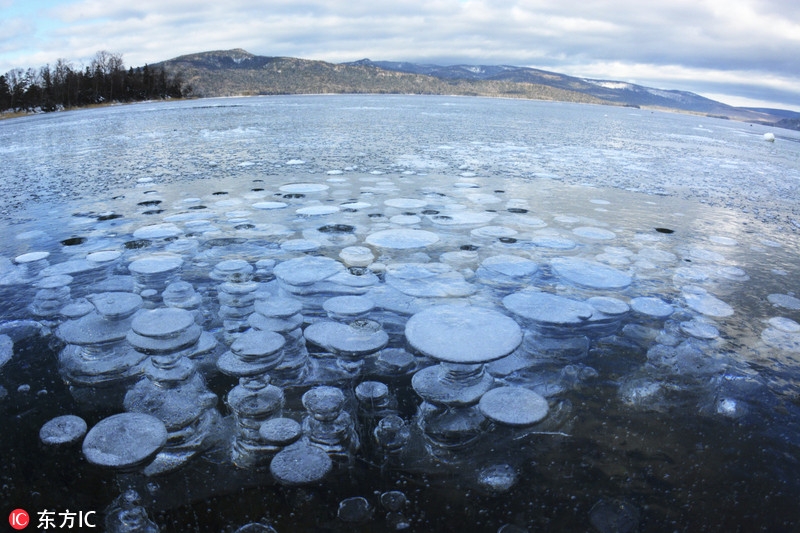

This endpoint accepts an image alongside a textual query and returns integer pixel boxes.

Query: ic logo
[9,509,30,530]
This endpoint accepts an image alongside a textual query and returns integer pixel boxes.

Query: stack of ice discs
[41,259,105,297]
[249,296,308,384]
[30,274,73,322]
[217,329,286,377]
[584,296,631,337]
[274,256,372,320]
[128,254,183,307]
[14,251,50,278]
[323,295,375,322]
[56,291,146,390]
[127,307,203,362]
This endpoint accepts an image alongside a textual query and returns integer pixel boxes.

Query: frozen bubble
[589,498,640,533]
[270,442,332,485]
[40,414,88,446]
[637,247,677,263]
[761,324,800,351]
[274,256,344,286]
[337,496,372,523]
[296,205,340,216]
[340,246,374,267]
[0,334,12,369]
[304,319,388,356]
[619,379,663,408]
[682,286,734,317]
[426,211,496,226]
[269,441,332,485]
[471,226,518,238]
[572,226,616,240]
[259,417,302,446]
[35,274,73,289]
[285,159,306,165]
[340,201,371,210]
[385,198,427,209]
[252,201,288,210]
[131,308,194,339]
[390,214,422,225]
[716,266,749,281]
[365,229,440,249]
[324,295,375,318]
[767,293,800,310]
[767,316,800,333]
[630,296,673,318]
[405,305,522,363]
[680,319,720,340]
[590,199,611,205]
[384,262,476,298]
[82,413,167,469]
[689,247,726,263]
[503,290,594,326]
[476,463,518,494]
[233,524,277,533]
[89,292,143,320]
[14,251,50,263]
[479,387,548,426]
[551,257,632,290]
[586,296,630,317]
[531,235,577,250]
[279,183,328,193]
[280,239,320,252]
[380,490,406,512]
[128,255,183,275]
[132,223,183,240]
[86,250,122,264]
[218,330,286,376]
[709,235,739,246]
[479,254,539,278]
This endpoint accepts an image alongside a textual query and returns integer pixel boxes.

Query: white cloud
[0,0,797,109]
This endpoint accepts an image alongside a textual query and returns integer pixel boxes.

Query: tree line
[0,51,187,113]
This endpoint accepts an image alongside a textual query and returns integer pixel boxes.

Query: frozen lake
[2,95,800,531]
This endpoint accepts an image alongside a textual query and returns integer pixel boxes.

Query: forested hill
[155,49,608,106]
[0,51,184,114]
[157,49,798,127]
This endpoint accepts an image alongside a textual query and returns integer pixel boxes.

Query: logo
[9,509,30,530]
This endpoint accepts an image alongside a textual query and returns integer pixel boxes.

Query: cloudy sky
[2,0,799,110]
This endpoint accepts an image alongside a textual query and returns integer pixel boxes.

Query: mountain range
[156,49,800,128]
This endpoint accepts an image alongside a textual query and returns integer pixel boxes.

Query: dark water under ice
[2,95,800,532]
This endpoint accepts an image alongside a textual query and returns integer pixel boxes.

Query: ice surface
[479,386,549,426]
[82,413,167,469]
[365,228,440,249]
[551,257,632,290]
[405,304,522,363]
[385,262,476,298]
[40,414,88,445]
